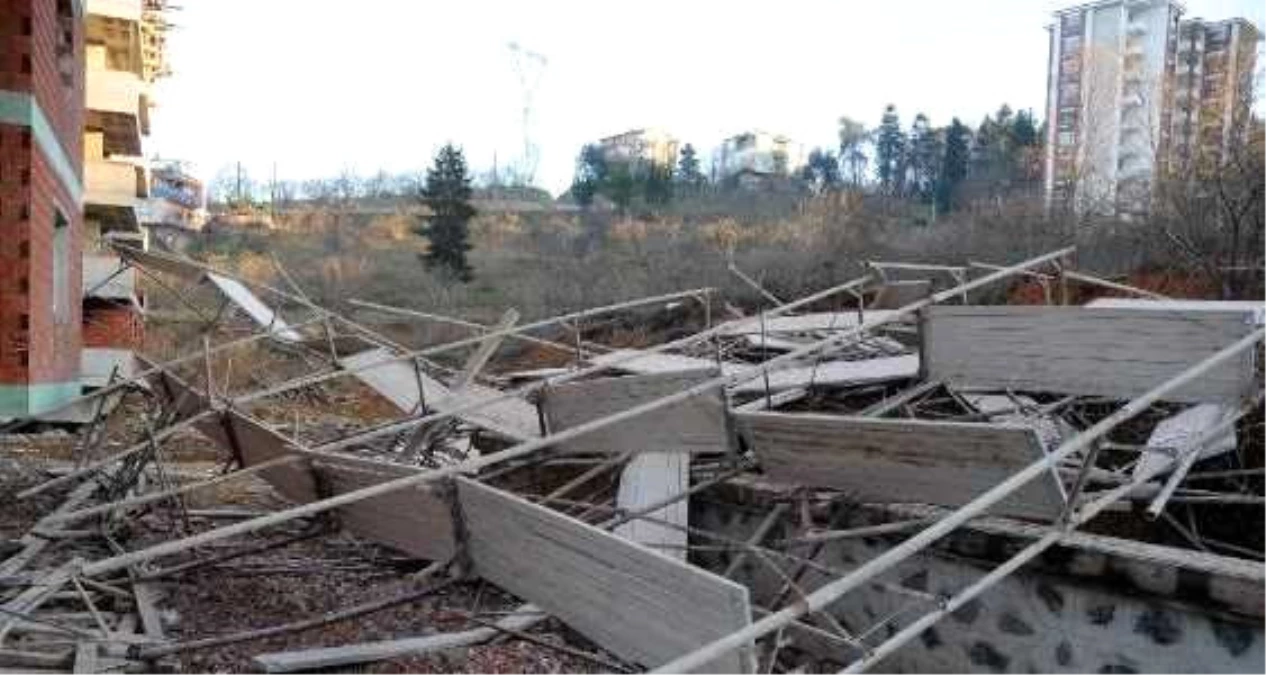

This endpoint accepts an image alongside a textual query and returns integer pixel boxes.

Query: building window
[56,0,75,88]
[52,211,70,324]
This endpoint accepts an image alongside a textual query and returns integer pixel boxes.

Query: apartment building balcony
[86,159,148,208]
[87,0,143,21]
[85,161,144,236]
[86,67,148,155]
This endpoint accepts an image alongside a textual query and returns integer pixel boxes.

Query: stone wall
[692,486,1264,673]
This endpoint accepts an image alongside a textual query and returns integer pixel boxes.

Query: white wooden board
[541,369,730,455]
[721,310,899,336]
[923,306,1257,403]
[730,354,919,394]
[206,273,303,341]
[1086,298,1265,326]
[736,411,1066,520]
[339,348,540,441]
[590,349,741,376]
[615,452,689,560]
[457,478,754,672]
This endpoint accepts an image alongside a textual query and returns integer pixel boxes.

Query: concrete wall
[692,487,1264,673]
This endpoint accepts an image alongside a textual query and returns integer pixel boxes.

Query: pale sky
[147,0,1265,196]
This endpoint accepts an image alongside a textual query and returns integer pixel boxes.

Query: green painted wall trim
[0,381,82,418]
[0,90,84,203]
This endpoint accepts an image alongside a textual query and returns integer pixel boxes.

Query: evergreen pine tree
[675,143,704,190]
[416,144,476,282]
[936,118,971,214]
[803,148,842,192]
[571,144,608,207]
[875,104,906,195]
[907,113,942,203]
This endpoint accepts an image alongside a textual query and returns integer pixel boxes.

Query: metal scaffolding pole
[76,248,1075,579]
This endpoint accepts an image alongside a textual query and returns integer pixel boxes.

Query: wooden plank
[721,310,900,336]
[205,273,303,342]
[541,369,729,455]
[1085,298,1266,325]
[923,306,1257,403]
[736,411,1065,520]
[589,349,740,376]
[338,348,539,441]
[614,452,689,560]
[71,643,98,674]
[311,461,456,560]
[729,354,918,394]
[223,410,456,561]
[251,605,543,673]
[132,583,165,641]
[456,478,754,672]
[139,356,455,560]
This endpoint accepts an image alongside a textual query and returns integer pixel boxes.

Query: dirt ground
[0,448,615,674]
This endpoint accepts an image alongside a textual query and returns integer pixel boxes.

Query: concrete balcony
[85,67,149,154]
[86,67,144,118]
[85,160,148,208]
[87,0,143,21]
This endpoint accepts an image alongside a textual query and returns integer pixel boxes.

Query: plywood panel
[457,478,754,672]
[614,452,689,560]
[923,306,1257,403]
[541,369,729,455]
[736,411,1065,520]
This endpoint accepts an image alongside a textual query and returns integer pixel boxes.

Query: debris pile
[1,244,1261,673]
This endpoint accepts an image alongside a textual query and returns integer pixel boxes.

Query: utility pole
[507,41,547,186]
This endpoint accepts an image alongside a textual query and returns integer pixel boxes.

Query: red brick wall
[0,124,33,386]
[83,301,143,349]
[0,0,84,388]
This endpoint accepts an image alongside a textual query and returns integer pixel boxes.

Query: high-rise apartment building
[1043,0,1183,217]
[0,0,85,418]
[1166,17,1260,178]
[1044,0,1261,217]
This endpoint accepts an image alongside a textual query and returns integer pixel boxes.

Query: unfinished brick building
[0,0,84,418]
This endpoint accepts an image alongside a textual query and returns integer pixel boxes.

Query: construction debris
[2,244,1262,674]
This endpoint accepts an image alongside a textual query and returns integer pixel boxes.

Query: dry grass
[180,194,1259,327]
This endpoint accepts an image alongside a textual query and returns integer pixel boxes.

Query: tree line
[568,103,1045,217]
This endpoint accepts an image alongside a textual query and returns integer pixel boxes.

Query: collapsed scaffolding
[0,243,1262,673]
